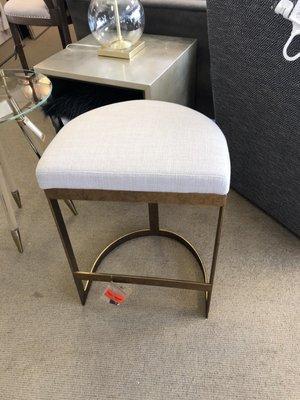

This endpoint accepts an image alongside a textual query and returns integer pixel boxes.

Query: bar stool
[36,100,231,317]
[4,0,71,70]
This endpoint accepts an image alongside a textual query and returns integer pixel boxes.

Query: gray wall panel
[207,0,300,235]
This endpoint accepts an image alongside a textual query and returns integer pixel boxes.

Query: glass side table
[0,69,76,253]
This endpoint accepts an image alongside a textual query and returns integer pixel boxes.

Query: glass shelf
[0,69,52,124]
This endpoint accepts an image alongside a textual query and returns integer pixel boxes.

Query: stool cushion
[36,101,231,195]
[4,0,50,20]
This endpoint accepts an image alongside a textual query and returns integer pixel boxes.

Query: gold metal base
[110,39,132,50]
[11,190,22,208]
[98,40,145,60]
[47,200,225,318]
[11,228,23,253]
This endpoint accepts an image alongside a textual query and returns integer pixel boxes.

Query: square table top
[34,34,197,92]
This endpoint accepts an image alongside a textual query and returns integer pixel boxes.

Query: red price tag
[104,287,126,304]
[102,283,132,305]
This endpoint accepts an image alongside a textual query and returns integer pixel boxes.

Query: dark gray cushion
[207,0,300,235]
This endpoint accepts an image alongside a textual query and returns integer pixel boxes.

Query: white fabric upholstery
[36,100,231,195]
[4,0,50,20]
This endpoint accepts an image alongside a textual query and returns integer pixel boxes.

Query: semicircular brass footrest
[73,228,209,304]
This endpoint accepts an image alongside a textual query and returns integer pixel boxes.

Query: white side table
[34,34,197,107]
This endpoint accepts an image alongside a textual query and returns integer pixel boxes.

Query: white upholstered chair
[4,0,71,69]
[36,100,231,317]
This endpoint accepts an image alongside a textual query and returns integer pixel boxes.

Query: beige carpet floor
[0,29,299,400]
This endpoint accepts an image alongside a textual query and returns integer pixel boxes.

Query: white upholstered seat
[36,100,231,195]
[4,0,50,20]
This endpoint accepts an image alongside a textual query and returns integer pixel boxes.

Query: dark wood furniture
[5,0,71,69]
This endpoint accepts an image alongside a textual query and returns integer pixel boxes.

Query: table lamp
[88,0,145,59]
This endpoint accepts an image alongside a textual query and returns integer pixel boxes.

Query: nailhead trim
[6,13,50,19]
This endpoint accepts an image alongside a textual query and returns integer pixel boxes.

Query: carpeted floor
[0,29,299,400]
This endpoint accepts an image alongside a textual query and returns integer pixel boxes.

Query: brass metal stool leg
[206,206,225,318]
[148,203,159,232]
[48,198,86,304]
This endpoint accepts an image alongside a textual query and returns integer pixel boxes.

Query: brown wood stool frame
[45,188,226,318]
